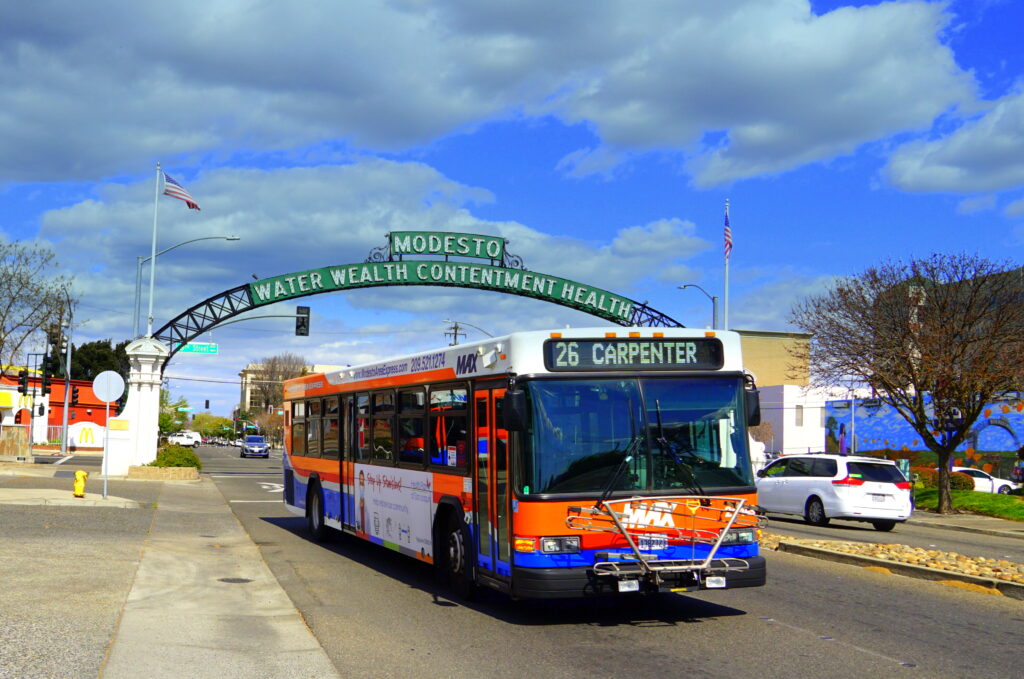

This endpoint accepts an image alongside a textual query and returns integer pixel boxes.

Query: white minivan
[168,431,202,447]
[756,454,912,531]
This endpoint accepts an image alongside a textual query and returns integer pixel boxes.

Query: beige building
[736,329,810,387]
[238,363,346,414]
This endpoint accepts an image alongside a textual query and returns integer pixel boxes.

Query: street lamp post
[678,284,719,329]
[134,236,240,338]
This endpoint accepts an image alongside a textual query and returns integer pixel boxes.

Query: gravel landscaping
[761,532,1024,585]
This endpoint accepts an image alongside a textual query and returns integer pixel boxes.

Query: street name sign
[176,342,219,354]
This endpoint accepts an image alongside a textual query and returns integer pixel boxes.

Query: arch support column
[105,337,168,475]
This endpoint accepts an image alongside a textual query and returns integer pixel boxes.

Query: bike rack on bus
[566,496,766,590]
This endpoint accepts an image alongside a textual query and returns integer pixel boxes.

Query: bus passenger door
[474,387,511,581]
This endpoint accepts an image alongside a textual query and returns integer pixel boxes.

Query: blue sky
[2,0,1023,416]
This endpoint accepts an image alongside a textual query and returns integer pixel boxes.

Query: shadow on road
[257,515,750,627]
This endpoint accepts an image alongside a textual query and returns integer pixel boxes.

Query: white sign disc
[92,370,125,403]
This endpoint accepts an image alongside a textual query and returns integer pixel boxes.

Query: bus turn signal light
[514,537,537,552]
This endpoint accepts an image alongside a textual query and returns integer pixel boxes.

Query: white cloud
[1005,197,1024,218]
[956,194,997,214]
[37,160,708,378]
[885,89,1024,193]
[0,1,976,187]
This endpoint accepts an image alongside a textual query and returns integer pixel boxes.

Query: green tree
[0,240,76,377]
[192,413,234,438]
[790,254,1024,513]
[159,389,190,434]
[66,339,130,382]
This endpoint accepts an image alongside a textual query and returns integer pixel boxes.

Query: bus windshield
[519,377,753,495]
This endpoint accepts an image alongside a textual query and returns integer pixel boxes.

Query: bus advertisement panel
[282,327,766,600]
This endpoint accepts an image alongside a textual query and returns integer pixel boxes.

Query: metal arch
[153,273,684,359]
[626,302,684,328]
[152,284,254,359]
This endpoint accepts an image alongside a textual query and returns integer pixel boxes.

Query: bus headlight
[539,536,581,554]
[719,528,756,545]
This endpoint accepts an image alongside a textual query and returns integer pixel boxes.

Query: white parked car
[167,431,202,447]
[950,466,1019,494]
[756,454,912,531]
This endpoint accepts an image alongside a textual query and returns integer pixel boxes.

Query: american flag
[163,173,201,210]
[724,206,733,260]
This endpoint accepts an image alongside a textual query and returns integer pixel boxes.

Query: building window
[795,404,804,427]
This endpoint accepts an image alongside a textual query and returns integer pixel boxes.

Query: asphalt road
[201,447,1024,679]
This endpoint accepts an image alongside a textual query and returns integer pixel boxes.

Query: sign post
[92,371,126,500]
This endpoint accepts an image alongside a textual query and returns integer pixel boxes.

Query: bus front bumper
[510,555,766,599]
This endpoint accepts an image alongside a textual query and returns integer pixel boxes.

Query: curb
[904,517,1024,541]
[776,541,1024,601]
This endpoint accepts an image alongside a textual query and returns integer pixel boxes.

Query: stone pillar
[105,337,168,475]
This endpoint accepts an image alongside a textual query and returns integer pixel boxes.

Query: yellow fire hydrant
[73,470,88,498]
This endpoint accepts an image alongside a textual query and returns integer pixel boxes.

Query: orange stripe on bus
[286,367,460,397]
[289,456,342,476]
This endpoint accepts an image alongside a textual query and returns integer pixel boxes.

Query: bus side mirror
[503,389,527,431]
[745,388,761,427]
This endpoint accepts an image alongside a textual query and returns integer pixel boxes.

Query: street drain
[219,577,253,584]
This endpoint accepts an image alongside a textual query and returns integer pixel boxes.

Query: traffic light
[40,355,56,396]
[71,386,80,406]
[17,370,28,395]
[295,306,310,336]
[205,400,210,410]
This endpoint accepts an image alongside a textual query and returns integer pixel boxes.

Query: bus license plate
[705,576,726,588]
[618,580,640,593]
[638,534,668,550]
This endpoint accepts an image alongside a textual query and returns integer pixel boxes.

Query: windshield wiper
[653,399,705,496]
[595,437,640,509]
[596,398,642,508]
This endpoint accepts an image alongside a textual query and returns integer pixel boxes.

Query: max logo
[455,352,477,375]
[622,501,677,528]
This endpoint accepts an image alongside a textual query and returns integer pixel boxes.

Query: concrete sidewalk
[101,478,340,679]
[0,466,340,679]
[905,507,1024,541]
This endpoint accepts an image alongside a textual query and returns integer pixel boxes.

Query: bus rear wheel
[307,483,327,542]
[440,513,475,600]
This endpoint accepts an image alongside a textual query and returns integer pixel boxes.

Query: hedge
[149,444,203,470]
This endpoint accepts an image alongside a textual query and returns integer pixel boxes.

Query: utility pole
[444,320,466,346]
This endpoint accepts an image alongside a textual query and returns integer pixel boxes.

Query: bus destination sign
[544,338,724,372]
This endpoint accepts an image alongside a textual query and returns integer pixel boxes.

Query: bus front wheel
[440,513,475,600]
[307,483,327,542]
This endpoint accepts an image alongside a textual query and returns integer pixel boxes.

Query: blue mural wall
[824,393,1024,456]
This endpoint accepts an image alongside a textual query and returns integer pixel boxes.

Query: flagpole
[724,198,730,331]
[146,162,161,337]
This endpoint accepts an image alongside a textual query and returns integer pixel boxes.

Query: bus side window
[398,388,426,466]
[428,385,468,470]
[355,393,370,461]
[292,421,306,456]
[372,391,395,464]
[306,417,322,459]
[322,416,340,460]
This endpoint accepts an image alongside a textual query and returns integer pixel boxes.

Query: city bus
[281,327,766,599]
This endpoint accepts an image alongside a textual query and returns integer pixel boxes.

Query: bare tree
[789,254,1024,514]
[250,353,308,410]
[0,241,75,376]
